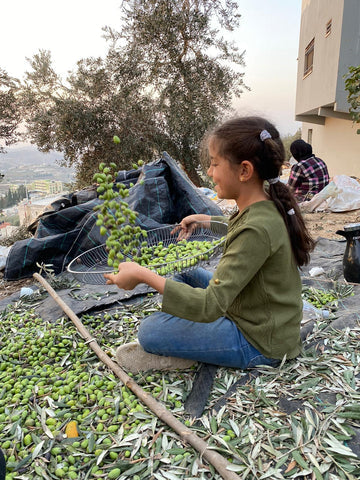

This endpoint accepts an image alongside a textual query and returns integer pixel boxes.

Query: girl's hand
[172,214,211,240]
[104,262,144,290]
[104,262,166,294]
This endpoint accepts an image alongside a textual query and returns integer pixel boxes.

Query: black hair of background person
[0,448,5,480]
[290,139,313,161]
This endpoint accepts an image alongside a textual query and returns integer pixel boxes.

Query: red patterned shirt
[288,156,329,201]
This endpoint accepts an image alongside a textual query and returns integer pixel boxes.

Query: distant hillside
[0,145,63,169]
[0,145,75,184]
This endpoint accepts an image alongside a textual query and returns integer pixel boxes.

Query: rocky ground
[1,209,359,300]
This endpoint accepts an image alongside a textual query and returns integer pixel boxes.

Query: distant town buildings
[0,222,17,239]
[29,180,64,195]
[17,195,67,226]
[0,180,66,197]
[0,179,69,226]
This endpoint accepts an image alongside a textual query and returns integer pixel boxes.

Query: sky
[0,0,302,136]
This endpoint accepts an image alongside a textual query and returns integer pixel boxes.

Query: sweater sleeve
[162,225,271,323]
[211,215,229,224]
[288,164,304,189]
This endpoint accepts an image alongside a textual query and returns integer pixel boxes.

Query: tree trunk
[182,160,202,186]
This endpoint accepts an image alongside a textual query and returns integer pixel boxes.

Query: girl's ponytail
[267,181,315,267]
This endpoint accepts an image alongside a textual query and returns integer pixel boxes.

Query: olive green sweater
[162,201,303,359]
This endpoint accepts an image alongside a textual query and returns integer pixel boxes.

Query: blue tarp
[4,153,222,280]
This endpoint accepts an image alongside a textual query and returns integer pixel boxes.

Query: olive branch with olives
[92,142,224,276]
[93,160,146,271]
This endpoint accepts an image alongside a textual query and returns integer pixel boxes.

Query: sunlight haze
[1,0,301,135]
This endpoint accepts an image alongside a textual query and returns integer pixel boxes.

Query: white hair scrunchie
[267,177,280,184]
[260,129,272,141]
[287,208,295,215]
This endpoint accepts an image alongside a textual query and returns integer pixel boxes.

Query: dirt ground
[302,209,360,240]
[1,209,359,301]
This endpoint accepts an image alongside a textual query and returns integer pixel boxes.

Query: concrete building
[295,0,360,177]
[18,196,62,226]
[30,180,64,195]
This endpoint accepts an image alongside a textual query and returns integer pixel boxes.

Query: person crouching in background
[288,139,329,202]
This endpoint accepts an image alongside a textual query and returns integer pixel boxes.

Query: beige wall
[297,1,360,179]
[302,117,360,177]
[296,0,344,115]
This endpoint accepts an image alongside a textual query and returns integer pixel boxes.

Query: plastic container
[336,223,360,283]
[302,299,330,321]
[20,287,34,297]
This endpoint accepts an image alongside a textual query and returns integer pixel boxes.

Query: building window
[326,19,332,36]
[307,129,313,144]
[304,38,314,77]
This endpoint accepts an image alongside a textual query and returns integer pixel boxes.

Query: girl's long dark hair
[209,116,315,267]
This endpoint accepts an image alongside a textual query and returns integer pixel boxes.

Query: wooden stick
[33,273,240,480]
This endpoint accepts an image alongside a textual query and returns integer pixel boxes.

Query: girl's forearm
[139,267,166,294]
[187,214,211,226]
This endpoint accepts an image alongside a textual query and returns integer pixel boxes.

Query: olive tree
[21,50,166,187]
[0,69,21,153]
[106,0,246,183]
[22,1,246,186]
[281,129,302,162]
[344,65,360,133]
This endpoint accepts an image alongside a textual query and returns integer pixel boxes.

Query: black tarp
[4,152,222,280]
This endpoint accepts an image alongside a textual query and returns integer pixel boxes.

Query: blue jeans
[138,268,280,369]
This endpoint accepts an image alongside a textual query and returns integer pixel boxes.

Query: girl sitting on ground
[105,116,315,373]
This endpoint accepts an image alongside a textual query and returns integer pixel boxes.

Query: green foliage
[344,65,360,134]
[21,51,163,188]
[0,69,22,153]
[0,185,27,209]
[110,0,246,184]
[281,129,302,162]
[20,1,246,187]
